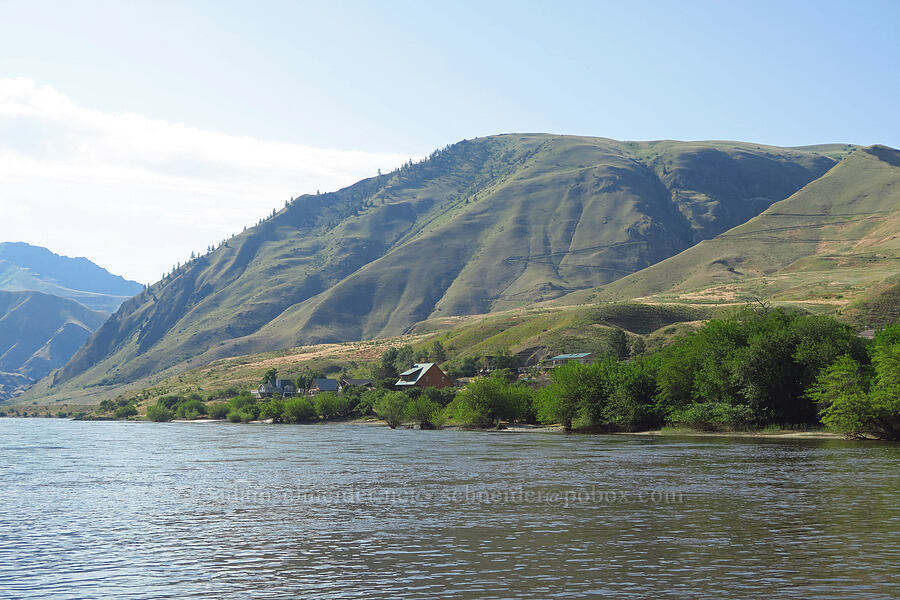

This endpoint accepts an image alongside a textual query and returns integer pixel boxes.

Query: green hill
[0,290,108,400]
[572,145,900,311]
[36,134,846,399]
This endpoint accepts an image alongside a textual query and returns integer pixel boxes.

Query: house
[395,363,453,389]
[308,378,342,396]
[340,377,373,389]
[545,353,594,368]
[253,382,276,399]
[275,379,296,397]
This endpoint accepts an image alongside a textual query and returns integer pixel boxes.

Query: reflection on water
[1,419,898,599]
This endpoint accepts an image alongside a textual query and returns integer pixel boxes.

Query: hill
[0,242,143,312]
[15,301,726,409]
[0,290,108,400]
[570,145,900,311]
[38,134,847,398]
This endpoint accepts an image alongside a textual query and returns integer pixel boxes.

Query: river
[0,418,897,599]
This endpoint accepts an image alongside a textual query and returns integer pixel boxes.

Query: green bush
[534,357,659,431]
[114,404,138,419]
[405,396,444,429]
[422,386,457,407]
[228,394,259,419]
[314,392,353,420]
[283,397,316,423]
[175,399,208,419]
[375,392,408,428]
[355,389,385,416]
[227,411,243,423]
[97,399,117,413]
[452,377,530,428]
[668,402,754,431]
[158,395,182,409]
[655,309,866,426]
[810,324,900,439]
[146,403,175,422]
[259,399,285,423]
[208,403,230,419]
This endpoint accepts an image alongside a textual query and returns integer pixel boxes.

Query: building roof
[342,378,372,387]
[396,363,435,386]
[275,379,294,388]
[548,353,593,361]
[312,378,339,391]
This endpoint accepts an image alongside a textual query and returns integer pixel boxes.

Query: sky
[1,0,897,283]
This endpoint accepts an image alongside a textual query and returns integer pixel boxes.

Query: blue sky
[0,0,897,281]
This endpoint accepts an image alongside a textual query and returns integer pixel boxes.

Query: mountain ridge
[0,242,143,312]
[567,145,899,309]
[32,134,855,398]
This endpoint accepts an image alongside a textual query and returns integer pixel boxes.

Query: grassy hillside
[0,242,142,312]
[37,134,843,400]
[0,290,108,400]
[17,301,730,408]
[568,145,899,312]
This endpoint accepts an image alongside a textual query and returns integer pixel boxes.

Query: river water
[0,418,897,599]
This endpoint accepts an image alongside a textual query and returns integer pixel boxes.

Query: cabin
[253,382,276,399]
[308,378,342,396]
[395,363,453,389]
[254,379,296,398]
[340,377,373,390]
[275,379,296,397]
[545,352,594,368]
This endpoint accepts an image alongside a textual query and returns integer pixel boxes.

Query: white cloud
[0,78,416,283]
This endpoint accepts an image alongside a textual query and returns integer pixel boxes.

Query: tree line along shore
[4,308,898,440]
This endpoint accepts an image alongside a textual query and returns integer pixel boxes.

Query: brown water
[1,418,897,599]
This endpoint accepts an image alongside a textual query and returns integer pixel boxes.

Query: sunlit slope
[580,145,900,308]
[47,134,841,391]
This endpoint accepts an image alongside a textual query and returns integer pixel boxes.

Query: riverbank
[615,428,847,440]
[155,417,851,439]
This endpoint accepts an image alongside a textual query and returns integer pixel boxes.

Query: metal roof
[398,363,433,377]
[548,353,593,360]
[396,363,434,385]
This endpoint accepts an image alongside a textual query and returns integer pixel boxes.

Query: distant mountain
[574,145,900,309]
[44,134,850,393]
[0,290,108,400]
[0,242,143,312]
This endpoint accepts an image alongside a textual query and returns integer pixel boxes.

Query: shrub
[146,403,174,422]
[158,395,182,409]
[810,324,900,439]
[375,392,408,428]
[423,386,457,406]
[229,394,259,419]
[175,399,207,419]
[97,399,116,413]
[208,403,230,419]
[668,402,754,431]
[452,377,530,428]
[283,397,316,423]
[259,399,285,423]
[314,392,353,420]
[114,404,138,419]
[405,396,444,429]
[355,389,386,416]
[227,411,243,423]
